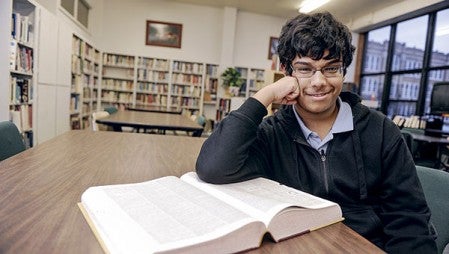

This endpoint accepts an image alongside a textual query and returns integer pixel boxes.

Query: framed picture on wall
[268,36,279,60]
[146,20,183,48]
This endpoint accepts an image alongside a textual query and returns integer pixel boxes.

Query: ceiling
[169,0,404,25]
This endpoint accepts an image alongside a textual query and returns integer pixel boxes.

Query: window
[60,0,90,28]
[77,0,89,27]
[431,9,449,67]
[61,0,74,15]
[360,75,385,109]
[392,16,428,71]
[359,5,449,118]
[362,27,390,74]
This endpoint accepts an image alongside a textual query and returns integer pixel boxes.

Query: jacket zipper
[320,149,329,194]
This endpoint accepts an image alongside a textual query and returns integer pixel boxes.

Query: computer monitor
[430,82,449,115]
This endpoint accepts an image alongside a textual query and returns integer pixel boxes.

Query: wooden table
[96,110,203,136]
[0,130,384,254]
[127,105,182,114]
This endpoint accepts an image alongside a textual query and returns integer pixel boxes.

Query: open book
[79,172,343,254]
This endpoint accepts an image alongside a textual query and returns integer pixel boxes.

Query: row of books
[135,94,167,105]
[11,12,33,44]
[70,94,80,112]
[172,73,203,85]
[10,40,33,73]
[101,79,134,91]
[71,74,97,93]
[103,53,134,67]
[249,69,265,80]
[206,64,218,76]
[170,97,200,108]
[10,76,32,104]
[101,91,133,104]
[10,105,32,133]
[70,116,81,129]
[83,87,97,99]
[392,115,426,129]
[137,69,169,82]
[71,55,99,75]
[204,78,218,93]
[216,98,231,121]
[137,57,169,70]
[171,85,200,97]
[172,61,204,74]
[136,82,168,94]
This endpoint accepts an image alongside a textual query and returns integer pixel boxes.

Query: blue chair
[0,121,26,161]
[104,106,118,114]
[416,166,449,254]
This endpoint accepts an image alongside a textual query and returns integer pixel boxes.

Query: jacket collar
[277,91,367,142]
[276,91,369,200]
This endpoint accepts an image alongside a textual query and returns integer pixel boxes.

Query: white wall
[348,0,445,31]
[100,0,223,63]
[233,11,285,69]
[99,0,287,68]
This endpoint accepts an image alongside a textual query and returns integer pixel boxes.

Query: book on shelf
[79,172,343,254]
[10,40,17,70]
[9,105,32,133]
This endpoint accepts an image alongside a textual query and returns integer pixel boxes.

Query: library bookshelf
[70,35,100,130]
[67,40,271,132]
[136,56,170,111]
[234,67,266,99]
[8,0,37,147]
[170,60,204,112]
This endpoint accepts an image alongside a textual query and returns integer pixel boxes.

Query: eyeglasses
[291,65,344,78]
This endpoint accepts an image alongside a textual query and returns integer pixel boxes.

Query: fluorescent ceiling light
[299,0,331,13]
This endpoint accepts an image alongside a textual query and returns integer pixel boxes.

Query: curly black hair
[277,12,355,76]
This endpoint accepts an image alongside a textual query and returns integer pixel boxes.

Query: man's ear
[280,64,290,76]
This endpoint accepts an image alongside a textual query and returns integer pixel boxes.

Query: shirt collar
[293,97,354,138]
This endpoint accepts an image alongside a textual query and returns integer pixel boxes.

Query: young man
[196,12,437,253]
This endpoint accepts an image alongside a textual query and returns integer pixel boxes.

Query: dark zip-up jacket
[196,92,437,253]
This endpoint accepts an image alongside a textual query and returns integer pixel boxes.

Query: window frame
[59,0,91,29]
[357,1,449,117]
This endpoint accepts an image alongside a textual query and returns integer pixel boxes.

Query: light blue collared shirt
[293,97,353,154]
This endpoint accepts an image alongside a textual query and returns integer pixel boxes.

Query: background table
[410,132,449,169]
[96,110,204,136]
[126,105,182,114]
[0,130,384,254]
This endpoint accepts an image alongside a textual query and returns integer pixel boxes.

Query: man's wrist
[252,85,275,108]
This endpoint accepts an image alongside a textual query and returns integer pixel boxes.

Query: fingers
[282,77,300,104]
[253,76,300,107]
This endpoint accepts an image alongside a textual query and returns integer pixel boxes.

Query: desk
[96,110,203,136]
[410,132,449,144]
[0,131,384,254]
[127,105,182,114]
[410,132,449,169]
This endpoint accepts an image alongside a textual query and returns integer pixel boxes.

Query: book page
[181,172,337,226]
[81,176,263,253]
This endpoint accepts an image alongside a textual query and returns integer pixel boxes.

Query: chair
[92,111,110,131]
[402,129,441,169]
[0,121,26,161]
[416,165,449,254]
[104,106,118,115]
